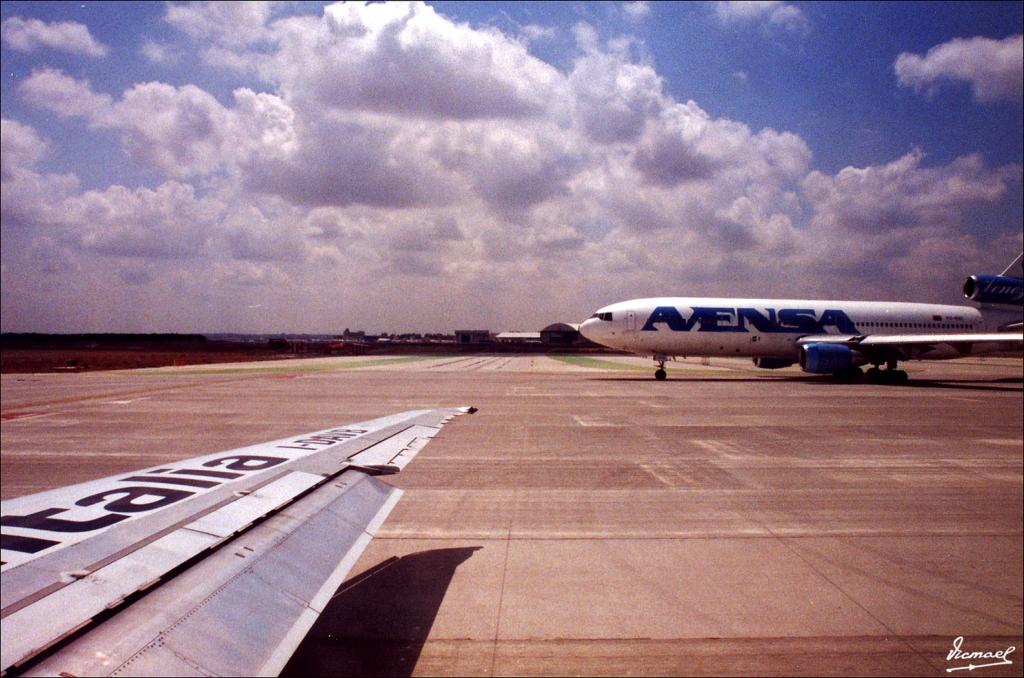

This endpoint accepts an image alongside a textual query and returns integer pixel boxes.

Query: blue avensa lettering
[641,306,858,334]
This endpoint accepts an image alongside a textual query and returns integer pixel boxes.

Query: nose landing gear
[654,355,668,380]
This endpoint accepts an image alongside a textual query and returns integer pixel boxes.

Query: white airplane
[0,407,473,676]
[580,254,1024,382]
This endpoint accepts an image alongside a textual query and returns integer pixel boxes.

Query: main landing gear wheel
[866,365,908,383]
[653,356,668,380]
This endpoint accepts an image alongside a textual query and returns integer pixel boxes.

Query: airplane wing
[797,332,1023,360]
[1,406,474,677]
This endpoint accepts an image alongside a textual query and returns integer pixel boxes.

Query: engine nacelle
[963,275,1024,306]
[752,357,795,369]
[798,343,867,374]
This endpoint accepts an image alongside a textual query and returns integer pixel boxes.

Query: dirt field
[0,348,292,374]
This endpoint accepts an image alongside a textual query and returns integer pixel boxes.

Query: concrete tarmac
[2,355,1022,676]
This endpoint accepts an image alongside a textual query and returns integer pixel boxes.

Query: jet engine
[798,343,867,374]
[963,274,1024,306]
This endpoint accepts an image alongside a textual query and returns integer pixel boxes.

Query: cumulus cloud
[895,34,1023,103]
[221,205,309,263]
[713,1,809,33]
[242,112,457,208]
[19,70,282,179]
[19,68,113,119]
[1,118,80,231]
[60,182,224,259]
[1,16,108,57]
[113,82,236,178]
[1,117,48,179]
[521,24,557,42]
[634,100,811,189]
[622,2,651,21]
[140,40,183,65]
[164,2,274,49]
[3,2,1020,333]
[266,2,562,120]
[797,150,1021,296]
[569,46,665,144]
[802,149,1019,234]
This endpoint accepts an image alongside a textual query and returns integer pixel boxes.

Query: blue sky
[2,1,1021,333]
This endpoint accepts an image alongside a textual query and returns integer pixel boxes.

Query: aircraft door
[627,311,636,331]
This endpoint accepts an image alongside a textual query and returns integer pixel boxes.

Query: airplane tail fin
[999,251,1023,277]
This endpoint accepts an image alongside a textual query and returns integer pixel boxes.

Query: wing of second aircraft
[797,332,1023,360]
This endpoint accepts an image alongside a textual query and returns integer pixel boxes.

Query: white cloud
[1,118,80,231]
[1,16,108,57]
[19,68,113,119]
[1,117,49,179]
[798,150,1021,298]
[521,24,556,42]
[3,2,1020,332]
[221,205,309,262]
[111,82,236,178]
[164,2,274,49]
[266,2,562,120]
[802,149,1019,235]
[60,181,224,259]
[430,119,583,212]
[713,1,809,33]
[569,46,665,144]
[140,40,183,65]
[622,2,651,21]
[19,71,285,180]
[634,100,811,189]
[895,34,1023,104]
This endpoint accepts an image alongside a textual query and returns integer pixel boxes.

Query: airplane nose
[580,318,599,341]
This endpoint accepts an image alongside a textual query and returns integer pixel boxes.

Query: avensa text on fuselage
[641,306,859,334]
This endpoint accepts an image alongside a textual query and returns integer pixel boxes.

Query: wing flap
[343,424,444,472]
[185,471,323,539]
[796,332,1023,347]
[857,332,1023,346]
[3,471,325,671]
[24,471,399,677]
[2,528,222,670]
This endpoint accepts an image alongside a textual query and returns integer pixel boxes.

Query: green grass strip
[547,355,651,371]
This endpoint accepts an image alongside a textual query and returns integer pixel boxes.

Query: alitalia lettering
[641,306,859,334]
[275,428,367,451]
[1,425,373,567]
[0,453,288,560]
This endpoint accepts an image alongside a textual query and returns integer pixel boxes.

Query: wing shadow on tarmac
[282,546,480,678]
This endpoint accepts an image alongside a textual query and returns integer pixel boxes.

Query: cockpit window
[590,312,613,321]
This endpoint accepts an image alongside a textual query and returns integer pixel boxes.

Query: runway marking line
[572,414,616,427]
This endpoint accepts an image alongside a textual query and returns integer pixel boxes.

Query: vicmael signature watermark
[946,636,1015,672]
